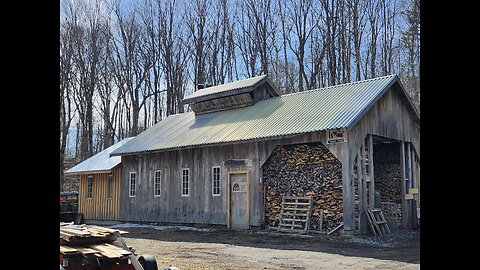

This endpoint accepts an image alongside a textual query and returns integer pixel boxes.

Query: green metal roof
[112,74,416,156]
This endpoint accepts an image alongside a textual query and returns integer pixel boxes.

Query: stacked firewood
[264,143,343,231]
[374,146,401,203]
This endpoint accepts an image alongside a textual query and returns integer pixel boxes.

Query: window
[107,175,113,198]
[154,170,161,197]
[181,168,189,196]
[87,176,93,199]
[212,166,221,196]
[129,172,136,197]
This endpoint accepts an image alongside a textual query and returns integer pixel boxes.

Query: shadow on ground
[120,226,420,264]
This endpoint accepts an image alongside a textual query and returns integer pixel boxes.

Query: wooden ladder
[278,196,313,234]
[366,208,391,236]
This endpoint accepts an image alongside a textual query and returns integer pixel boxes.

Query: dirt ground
[120,226,420,270]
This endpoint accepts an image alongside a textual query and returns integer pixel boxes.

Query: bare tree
[365,0,382,78]
[60,4,77,190]
[186,0,211,89]
[158,0,189,115]
[68,0,109,160]
[287,0,317,92]
[400,0,420,108]
[110,1,152,136]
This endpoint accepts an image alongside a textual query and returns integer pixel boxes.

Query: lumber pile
[264,143,343,232]
[60,224,132,267]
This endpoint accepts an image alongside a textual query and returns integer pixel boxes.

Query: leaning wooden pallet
[278,196,313,234]
[366,208,391,235]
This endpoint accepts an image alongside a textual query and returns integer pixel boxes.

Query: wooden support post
[400,142,408,230]
[411,147,418,229]
[357,154,364,233]
[342,144,355,235]
[368,134,375,209]
[405,143,412,229]
[360,142,368,234]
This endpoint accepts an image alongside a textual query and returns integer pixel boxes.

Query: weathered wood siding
[347,84,420,159]
[78,166,121,220]
[118,83,419,230]
[119,132,340,226]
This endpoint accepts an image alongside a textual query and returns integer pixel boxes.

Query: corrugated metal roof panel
[112,75,404,156]
[65,137,134,174]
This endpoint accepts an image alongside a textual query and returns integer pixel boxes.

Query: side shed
[65,138,133,222]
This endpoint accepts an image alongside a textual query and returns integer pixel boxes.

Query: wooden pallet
[278,196,313,234]
[366,208,391,235]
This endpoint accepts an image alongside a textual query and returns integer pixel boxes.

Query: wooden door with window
[228,170,249,230]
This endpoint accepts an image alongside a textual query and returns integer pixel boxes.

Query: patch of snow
[109,223,211,232]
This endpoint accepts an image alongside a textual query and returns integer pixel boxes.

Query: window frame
[212,166,221,196]
[154,170,161,197]
[129,172,136,197]
[181,168,190,197]
[107,175,113,199]
[87,175,93,199]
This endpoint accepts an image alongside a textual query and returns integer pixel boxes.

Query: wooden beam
[341,143,355,234]
[368,134,375,209]
[357,154,364,233]
[360,142,368,234]
[400,142,408,230]
[406,143,412,229]
[410,147,419,229]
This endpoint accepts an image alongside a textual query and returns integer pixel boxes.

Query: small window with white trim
[154,170,161,197]
[107,175,113,198]
[181,168,189,196]
[129,172,136,197]
[212,166,221,196]
[87,176,93,199]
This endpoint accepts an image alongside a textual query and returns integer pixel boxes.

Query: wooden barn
[111,74,420,234]
[65,137,133,222]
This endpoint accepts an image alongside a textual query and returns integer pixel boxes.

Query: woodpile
[60,224,131,268]
[380,201,402,229]
[264,143,343,232]
[374,144,401,203]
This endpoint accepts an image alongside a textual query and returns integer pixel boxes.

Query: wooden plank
[400,142,408,230]
[281,218,307,222]
[378,210,391,234]
[281,202,311,205]
[409,188,419,194]
[279,222,303,227]
[342,142,355,233]
[368,134,375,209]
[405,194,414,200]
[60,246,79,254]
[319,209,324,231]
[365,209,377,236]
[282,196,312,200]
[327,222,344,235]
[282,207,310,211]
[281,212,308,216]
[360,142,368,234]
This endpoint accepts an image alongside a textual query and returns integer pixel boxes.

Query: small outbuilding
[111,74,420,234]
[65,137,133,222]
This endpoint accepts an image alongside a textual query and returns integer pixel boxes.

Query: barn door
[228,170,249,230]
